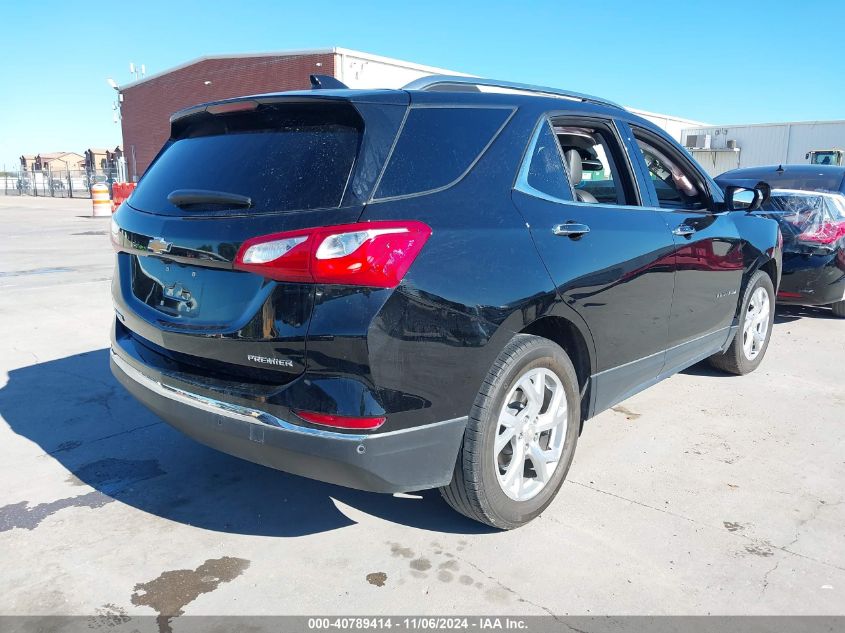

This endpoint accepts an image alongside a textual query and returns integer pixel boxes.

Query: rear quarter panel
[359,105,590,430]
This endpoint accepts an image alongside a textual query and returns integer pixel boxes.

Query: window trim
[369,104,517,204]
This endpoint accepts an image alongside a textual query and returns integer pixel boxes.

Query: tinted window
[524,121,571,200]
[374,107,512,199]
[131,103,362,214]
[632,132,708,210]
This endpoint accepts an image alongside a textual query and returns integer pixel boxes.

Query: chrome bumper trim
[110,349,368,441]
[111,349,465,442]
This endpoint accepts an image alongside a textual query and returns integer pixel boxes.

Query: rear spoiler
[169,90,407,125]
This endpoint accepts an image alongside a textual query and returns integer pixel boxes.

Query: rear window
[374,106,513,200]
[763,193,845,219]
[760,192,845,246]
[130,102,363,214]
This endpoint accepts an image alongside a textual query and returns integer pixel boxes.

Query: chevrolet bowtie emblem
[148,237,172,254]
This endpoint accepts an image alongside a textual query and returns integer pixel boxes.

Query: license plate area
[132,256,205,319]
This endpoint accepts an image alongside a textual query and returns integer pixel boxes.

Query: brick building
[117,47,463,180]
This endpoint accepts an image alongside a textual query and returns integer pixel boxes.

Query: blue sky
[1,0,841,169]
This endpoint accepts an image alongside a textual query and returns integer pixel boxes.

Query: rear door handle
[672,225,696,237]
[553,222,590,237]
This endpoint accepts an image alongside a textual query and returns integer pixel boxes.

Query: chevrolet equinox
[110,75,781,528]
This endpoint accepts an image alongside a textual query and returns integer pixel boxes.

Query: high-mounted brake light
[206,100,259,115]
[234,221,431,287]
[295,410,386,430]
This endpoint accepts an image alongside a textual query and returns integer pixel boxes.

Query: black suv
[110,75,781,528]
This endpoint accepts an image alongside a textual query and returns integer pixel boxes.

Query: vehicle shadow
[0,349,493,537]
[679,361,728,378]
[774,304,838,324]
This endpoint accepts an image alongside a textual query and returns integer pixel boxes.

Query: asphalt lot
[1,195,843,621]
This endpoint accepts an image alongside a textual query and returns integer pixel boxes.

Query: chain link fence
[1,168,124,198]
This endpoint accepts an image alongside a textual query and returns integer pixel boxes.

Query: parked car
[716,164,845,196]
[760,190,844,315]
[717,166,845,318]
[110,75,781,528]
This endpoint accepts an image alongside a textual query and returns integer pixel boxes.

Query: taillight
[796,221,845,245]
[234,221,431,287]
[295,410,386,430]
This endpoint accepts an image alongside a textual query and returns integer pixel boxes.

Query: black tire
[832,300,845,318]
[708,270,775,375]
[440,334,580,529]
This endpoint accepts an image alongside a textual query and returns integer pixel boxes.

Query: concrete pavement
[0,195,843,622]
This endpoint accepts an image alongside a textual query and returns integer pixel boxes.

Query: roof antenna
[776,164,784,173]
[310,74,349,90]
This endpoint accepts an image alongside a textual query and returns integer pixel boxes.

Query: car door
[621,122,744,373]
[511,114,677,414]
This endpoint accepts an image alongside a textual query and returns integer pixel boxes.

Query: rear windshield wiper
[167,189,252,209]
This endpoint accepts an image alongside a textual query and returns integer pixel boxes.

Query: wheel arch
[759,257,780,295]
[734,254,780,322]
[734,213,782,314]
[519,313,595,424]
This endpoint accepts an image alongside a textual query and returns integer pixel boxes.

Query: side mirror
[726,187,760,211]
[721,180,771,211]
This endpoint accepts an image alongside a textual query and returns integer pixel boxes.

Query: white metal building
[627,108,705,144]
[681,120,845,176]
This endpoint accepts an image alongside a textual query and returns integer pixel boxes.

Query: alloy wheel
[494,367,568,501]
[742,286,770,361]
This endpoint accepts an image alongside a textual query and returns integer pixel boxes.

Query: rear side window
[374,106,513,200]
[521,120,572,200]
[130,102,363,214]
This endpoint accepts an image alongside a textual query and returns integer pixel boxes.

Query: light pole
[107,78,122,123]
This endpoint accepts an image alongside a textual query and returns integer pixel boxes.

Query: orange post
[91,183,111,217]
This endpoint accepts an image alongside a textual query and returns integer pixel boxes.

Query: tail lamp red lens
[796,221,845,245]
[295,410,386,430]
[234,221,431,287]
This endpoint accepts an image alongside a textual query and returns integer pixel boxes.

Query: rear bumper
[776,249,845,306]
[110,349,466,493]
[777,263,845,306]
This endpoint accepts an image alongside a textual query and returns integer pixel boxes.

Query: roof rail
[402,75,623,109]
